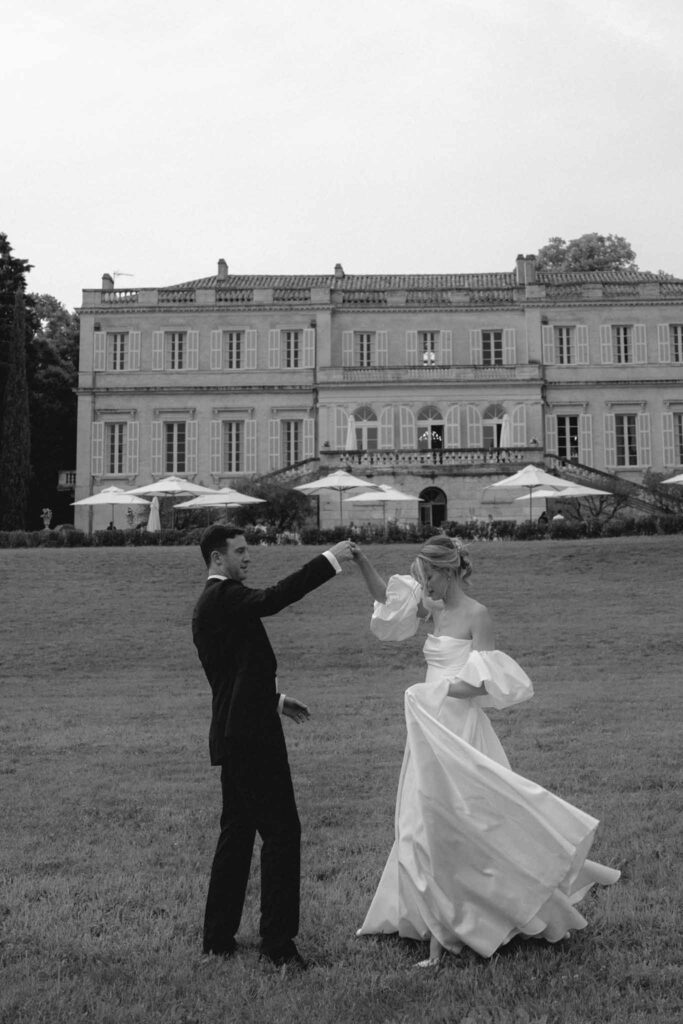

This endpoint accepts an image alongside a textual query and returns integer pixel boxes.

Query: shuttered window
[164,422,186,474]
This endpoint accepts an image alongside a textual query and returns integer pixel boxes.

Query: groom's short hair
[200,524,246,567]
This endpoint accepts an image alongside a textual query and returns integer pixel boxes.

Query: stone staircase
[545,455,683,516]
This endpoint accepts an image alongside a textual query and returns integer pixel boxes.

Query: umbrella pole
[339,489,343,527]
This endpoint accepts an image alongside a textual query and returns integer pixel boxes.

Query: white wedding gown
[357,576,620,958]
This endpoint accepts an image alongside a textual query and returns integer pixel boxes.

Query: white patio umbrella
[517,482,611,500]
[146,496,161,532]
[662,473,683,485]
[72,486,150,530]
[344,484,422,529]
[295,470,381,524]
[345,414,357,452]
[174,487,266,511]
[490,464,567,521]
[127,475,217,497]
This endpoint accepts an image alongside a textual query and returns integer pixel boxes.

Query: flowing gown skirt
[358,689,620,957]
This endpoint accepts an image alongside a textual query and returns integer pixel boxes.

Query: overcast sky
[4,0,683,310]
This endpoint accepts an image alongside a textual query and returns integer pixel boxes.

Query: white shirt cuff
[323,550,342,574]
[277,693,286,715]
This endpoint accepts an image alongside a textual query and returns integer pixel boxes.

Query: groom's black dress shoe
[203,938,238,958]
[259,939,308,970]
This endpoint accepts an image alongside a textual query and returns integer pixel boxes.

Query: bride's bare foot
[414,935,449,968]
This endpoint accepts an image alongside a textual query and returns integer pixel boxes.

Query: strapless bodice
[423,634,472,679]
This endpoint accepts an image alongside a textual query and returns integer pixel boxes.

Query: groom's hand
[328,540,354,563]
[282,697,310,724]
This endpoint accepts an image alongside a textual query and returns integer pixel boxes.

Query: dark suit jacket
[192,554,336,765]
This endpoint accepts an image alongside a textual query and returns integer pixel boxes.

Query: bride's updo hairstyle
[412,535,473,587]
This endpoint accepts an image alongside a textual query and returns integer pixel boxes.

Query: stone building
[75,255,683,530]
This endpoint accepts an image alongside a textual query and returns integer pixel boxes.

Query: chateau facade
[75,254,683,530]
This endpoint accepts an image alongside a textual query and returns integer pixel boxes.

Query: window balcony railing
[322,446,543,471]
[334,364,542,383]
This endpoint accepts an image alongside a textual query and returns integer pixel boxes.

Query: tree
[0,288,31,529]
[27,294,79,525]
[535,233,638,273]
[0,233,33,422]
[232,481,313,532]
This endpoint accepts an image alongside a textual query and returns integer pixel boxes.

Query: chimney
[102,273,114,291]
[334,262,345,280]
[524,254,537,284]
[515,254,525,286]
[217,258,228,280]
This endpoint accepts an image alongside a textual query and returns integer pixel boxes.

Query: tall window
[420,331,437,365]
[675,413,683,463]
[282,420,302,464]
[417,406,443,450]
[354,406,378,450]
[222,421,243,472]
[168,331,186,370]
[106,423,127,475]
[482,330,503,366]
[671,326,683,363]
[557,415,579,460]
[556,327,572,365]
[109,332,127,370]
[164,422,186,474]
[358,332,373,368]
[615,414,638,466]
[614,326,631,364]
[226,331,243,370]
[284,330,300,369]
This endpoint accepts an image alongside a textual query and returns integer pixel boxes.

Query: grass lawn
[0,536,681,1024]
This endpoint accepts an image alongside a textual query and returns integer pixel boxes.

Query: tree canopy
[535,233,638,273]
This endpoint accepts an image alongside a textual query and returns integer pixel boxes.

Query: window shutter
[303,417,315,459]
[439,330,452,365]
[268,419,281,469]
[335,406,347,448]
[185,419,198,474]
[210,420,222,475]
[342,331,354,367]
[379,407,394,449]
[469,329,482,364]
[502,328,516,365]
[152,331,165,371]
[512,404,527,445]
[187,330,199,370]
[657,324,671,363]
[126,420,139,475]
[245,329,258,369]
[637,412,651,466]
[579,414,593,465]
[466,405,482,447]
[127,331,141,370]
[93,332,106,371]
[405,331,418,366]
[150,421,163,475]
[541,326,555,364]
[603,414,616,468]
[268,329,281,369]
[302,328,315,369]
[575,325,589,365]
[210,330,223,370]
[662,411,675,465]
[399,406,415,449]
[376,330,388,367]
[245,418,257,473]
[600,325,613,364]
[444,405,461,448]
[633,324,647,364]
[545,414,558,455]
[91,421,104,475]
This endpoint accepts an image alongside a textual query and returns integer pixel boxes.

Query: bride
[351,535,619,966]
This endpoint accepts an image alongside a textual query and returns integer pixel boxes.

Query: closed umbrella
[72,486,150,531]
[295,470,381,525]
[146,496,161,532]
[345,414,357,452]
[499,414,512,448]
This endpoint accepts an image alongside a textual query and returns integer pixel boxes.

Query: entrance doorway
[419,486,447,527]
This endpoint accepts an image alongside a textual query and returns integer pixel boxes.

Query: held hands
[282,697,310,724]
[328,539,355,563]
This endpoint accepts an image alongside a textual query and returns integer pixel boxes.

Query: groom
[192,524,353,969]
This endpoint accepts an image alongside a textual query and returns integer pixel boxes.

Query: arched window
[353,405,378,451]
[417,405,444,451]
[482,403,506,449]
[419,486,447,527]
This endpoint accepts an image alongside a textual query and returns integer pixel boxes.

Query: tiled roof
[169,272,518,290]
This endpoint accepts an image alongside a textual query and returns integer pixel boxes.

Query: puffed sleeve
[457,650,534,710]
[370,574,423,641]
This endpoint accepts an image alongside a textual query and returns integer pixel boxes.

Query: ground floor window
[222,421,243,473]
[282,420,302,464]
[106,423,127,475]
[556,415,579,461]
[165,422,186,474]
[615,414,638,466]
[419,486,447,527]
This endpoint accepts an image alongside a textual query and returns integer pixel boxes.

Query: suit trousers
[203,738,301,954]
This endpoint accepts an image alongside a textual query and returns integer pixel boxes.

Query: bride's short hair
[412,535,472,585]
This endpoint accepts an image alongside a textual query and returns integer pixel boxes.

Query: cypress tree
[0,288,31,529]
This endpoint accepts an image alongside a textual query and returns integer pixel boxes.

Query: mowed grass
[0,536,681,1024]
